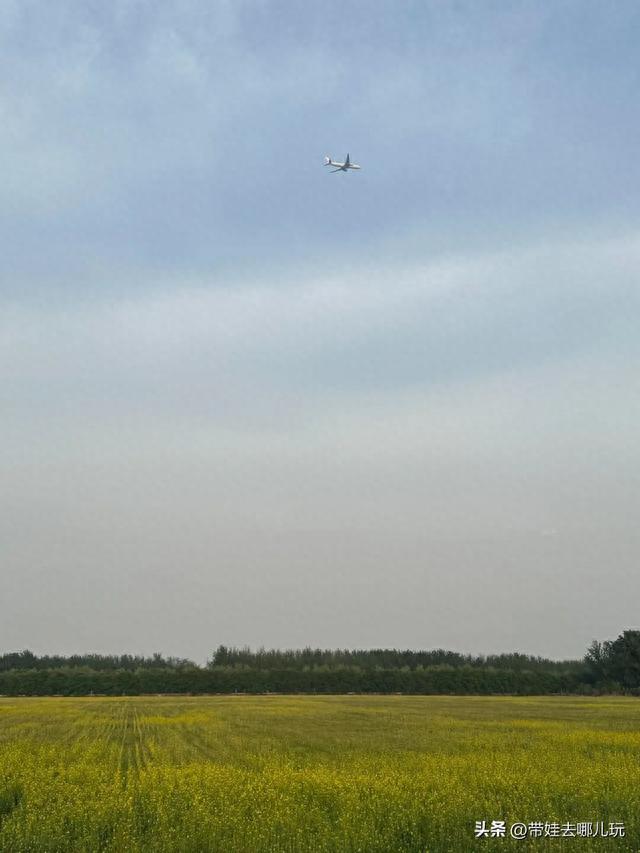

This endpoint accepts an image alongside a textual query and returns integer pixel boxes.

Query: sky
[2,0,639,663]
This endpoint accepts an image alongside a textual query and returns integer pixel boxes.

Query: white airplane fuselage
[325,155,361,171]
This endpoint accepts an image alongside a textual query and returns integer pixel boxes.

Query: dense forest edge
[0,631,638,696]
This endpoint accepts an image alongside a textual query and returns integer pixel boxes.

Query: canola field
[0,695,638,852]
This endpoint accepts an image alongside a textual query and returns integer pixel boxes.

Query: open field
[0,695,638,852]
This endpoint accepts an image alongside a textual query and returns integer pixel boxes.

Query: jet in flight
[324,153,361,172]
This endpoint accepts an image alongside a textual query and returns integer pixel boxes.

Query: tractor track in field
[118,702,149,785]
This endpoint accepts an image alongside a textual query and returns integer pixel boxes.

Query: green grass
[0,695,638,851]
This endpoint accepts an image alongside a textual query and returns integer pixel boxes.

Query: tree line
[209,645,584,673]
[0,650,194,672]
[0,631,637,696]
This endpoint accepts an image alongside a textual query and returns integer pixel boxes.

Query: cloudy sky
[2,1,639,662]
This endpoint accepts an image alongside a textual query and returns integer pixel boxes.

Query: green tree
[606,630,640,688]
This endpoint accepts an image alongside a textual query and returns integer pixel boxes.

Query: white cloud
[3,229,637,400]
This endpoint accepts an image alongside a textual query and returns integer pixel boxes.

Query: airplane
[324,153,361,172]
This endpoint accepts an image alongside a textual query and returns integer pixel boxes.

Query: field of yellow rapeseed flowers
[0,695,638,852]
